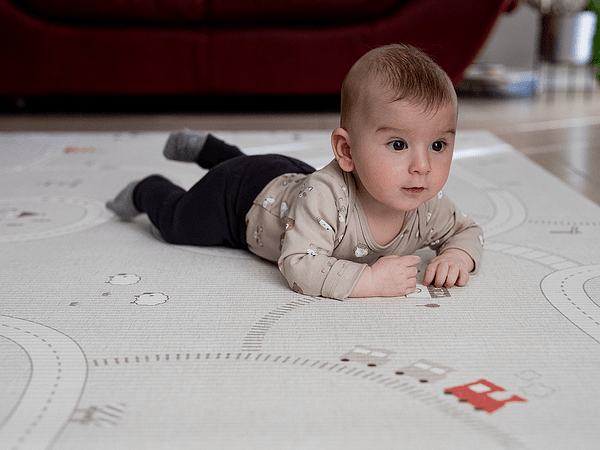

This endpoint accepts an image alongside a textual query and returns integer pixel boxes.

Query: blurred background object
[526,0,589,15]
[458,0,598,97]
[532,0,597,95]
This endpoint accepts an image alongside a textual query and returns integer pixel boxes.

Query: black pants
[134,135,316,249]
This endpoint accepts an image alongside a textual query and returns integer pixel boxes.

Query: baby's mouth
[403,187,425,194]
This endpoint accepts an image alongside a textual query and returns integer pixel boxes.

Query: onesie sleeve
[424,191,484,272]
[278,173,366,300]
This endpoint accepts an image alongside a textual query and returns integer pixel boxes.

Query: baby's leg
[134,153,315,249]
[163,130,244,169]
[109,152,316,249]
[133,173,238,247]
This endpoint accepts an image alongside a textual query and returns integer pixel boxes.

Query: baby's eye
[431,141,445,152]
[388,140,407,151]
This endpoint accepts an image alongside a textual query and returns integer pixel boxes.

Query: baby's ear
[331,128,354,172]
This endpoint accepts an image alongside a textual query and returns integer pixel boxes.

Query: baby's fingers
[429,263,451,288]
[422,261,440,286]
[424,263,470,288]
[402,255,422,267]
[454,268,470,287]
[423,260,454,288]
[440,265,460,288]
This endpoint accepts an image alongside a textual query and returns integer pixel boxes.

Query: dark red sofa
[0,0,519,99]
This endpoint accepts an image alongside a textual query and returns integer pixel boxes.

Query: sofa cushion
[14,0,208,25]
[15,0,402,26]
[209,0,402,26]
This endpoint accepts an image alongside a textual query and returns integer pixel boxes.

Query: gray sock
[106,180,141,221]
[163,129,209,162]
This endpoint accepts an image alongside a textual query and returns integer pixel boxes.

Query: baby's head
[332,44,459,216]
[340,44,457,132]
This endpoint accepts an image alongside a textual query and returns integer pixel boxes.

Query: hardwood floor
[458,94,600,206]
[1,93,599,205]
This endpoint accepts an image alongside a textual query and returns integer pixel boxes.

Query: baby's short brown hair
[340,44,456,130]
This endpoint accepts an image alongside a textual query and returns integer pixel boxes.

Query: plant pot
[539,11,597,65]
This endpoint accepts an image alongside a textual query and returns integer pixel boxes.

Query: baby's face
[348,90,457,216]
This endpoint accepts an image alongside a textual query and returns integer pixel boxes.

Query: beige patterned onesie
[245,159,483,300]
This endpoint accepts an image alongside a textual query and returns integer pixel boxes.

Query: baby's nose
[409,151,431,174]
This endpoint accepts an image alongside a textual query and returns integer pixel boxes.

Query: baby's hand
[351,254,421,297]
[423,248,474,288]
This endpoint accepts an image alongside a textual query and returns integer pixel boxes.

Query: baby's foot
[163,129,208,162]
[106,180,141,221]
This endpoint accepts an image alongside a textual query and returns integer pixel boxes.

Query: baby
[107,44,483,300]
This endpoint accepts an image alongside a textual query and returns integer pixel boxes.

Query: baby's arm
[350,255,421,297]
[422,192,483,288]
[422,248,474,288]
[278,176,364,300]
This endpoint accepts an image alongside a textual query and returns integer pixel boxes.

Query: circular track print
[0,197,111,242]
